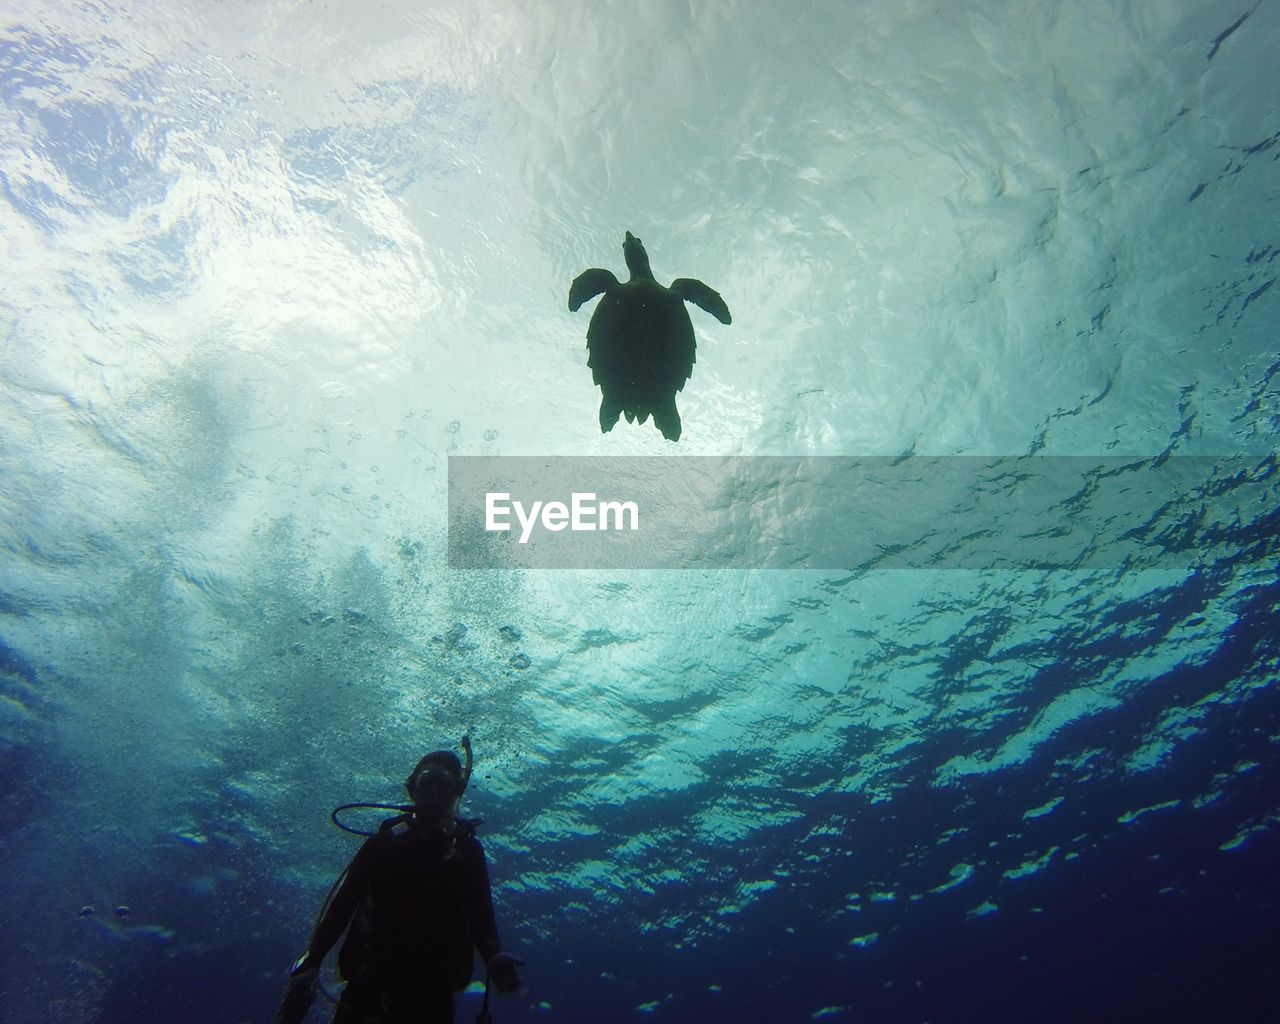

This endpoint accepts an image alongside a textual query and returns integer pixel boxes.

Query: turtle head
[623,231,653,280]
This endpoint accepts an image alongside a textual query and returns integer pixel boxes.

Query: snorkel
[461,733,474,791]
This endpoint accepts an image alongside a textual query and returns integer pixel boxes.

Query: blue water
[1,2,1277,1022]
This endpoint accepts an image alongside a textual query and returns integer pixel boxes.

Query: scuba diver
[278,737,524,1023]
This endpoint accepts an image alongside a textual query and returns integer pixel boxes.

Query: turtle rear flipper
[569,269,620,311]
[670,278,732,325]
[653,396,682,442]
[599,396,622,433]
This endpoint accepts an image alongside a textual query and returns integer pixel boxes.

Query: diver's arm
[277,846,369,1024]
[468,839,503,964]
[468,845,525,995]
[297,842,373,969]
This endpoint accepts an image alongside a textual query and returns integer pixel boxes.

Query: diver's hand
[277,959,319,1024]
[487,951,526,994]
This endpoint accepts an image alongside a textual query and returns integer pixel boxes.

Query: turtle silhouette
[568,231,731,442]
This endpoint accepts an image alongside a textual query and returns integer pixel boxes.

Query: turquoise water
[1,2,1276,1021]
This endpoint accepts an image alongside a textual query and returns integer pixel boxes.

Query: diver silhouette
[278,738,524,1024]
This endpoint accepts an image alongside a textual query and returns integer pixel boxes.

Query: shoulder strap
[454,817,484,841]
[377,813,414,836]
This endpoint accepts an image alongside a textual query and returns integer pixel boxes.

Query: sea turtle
[568,231,731,442]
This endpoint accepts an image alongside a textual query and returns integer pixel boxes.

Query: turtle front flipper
[670,278,732,325]
[569,269,620,312]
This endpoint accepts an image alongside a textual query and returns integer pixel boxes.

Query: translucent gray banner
[446,456,1276,570]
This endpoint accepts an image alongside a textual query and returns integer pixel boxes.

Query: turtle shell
[585,278,696,422]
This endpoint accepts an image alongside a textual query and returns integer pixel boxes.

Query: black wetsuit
[310,818,502,1024]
